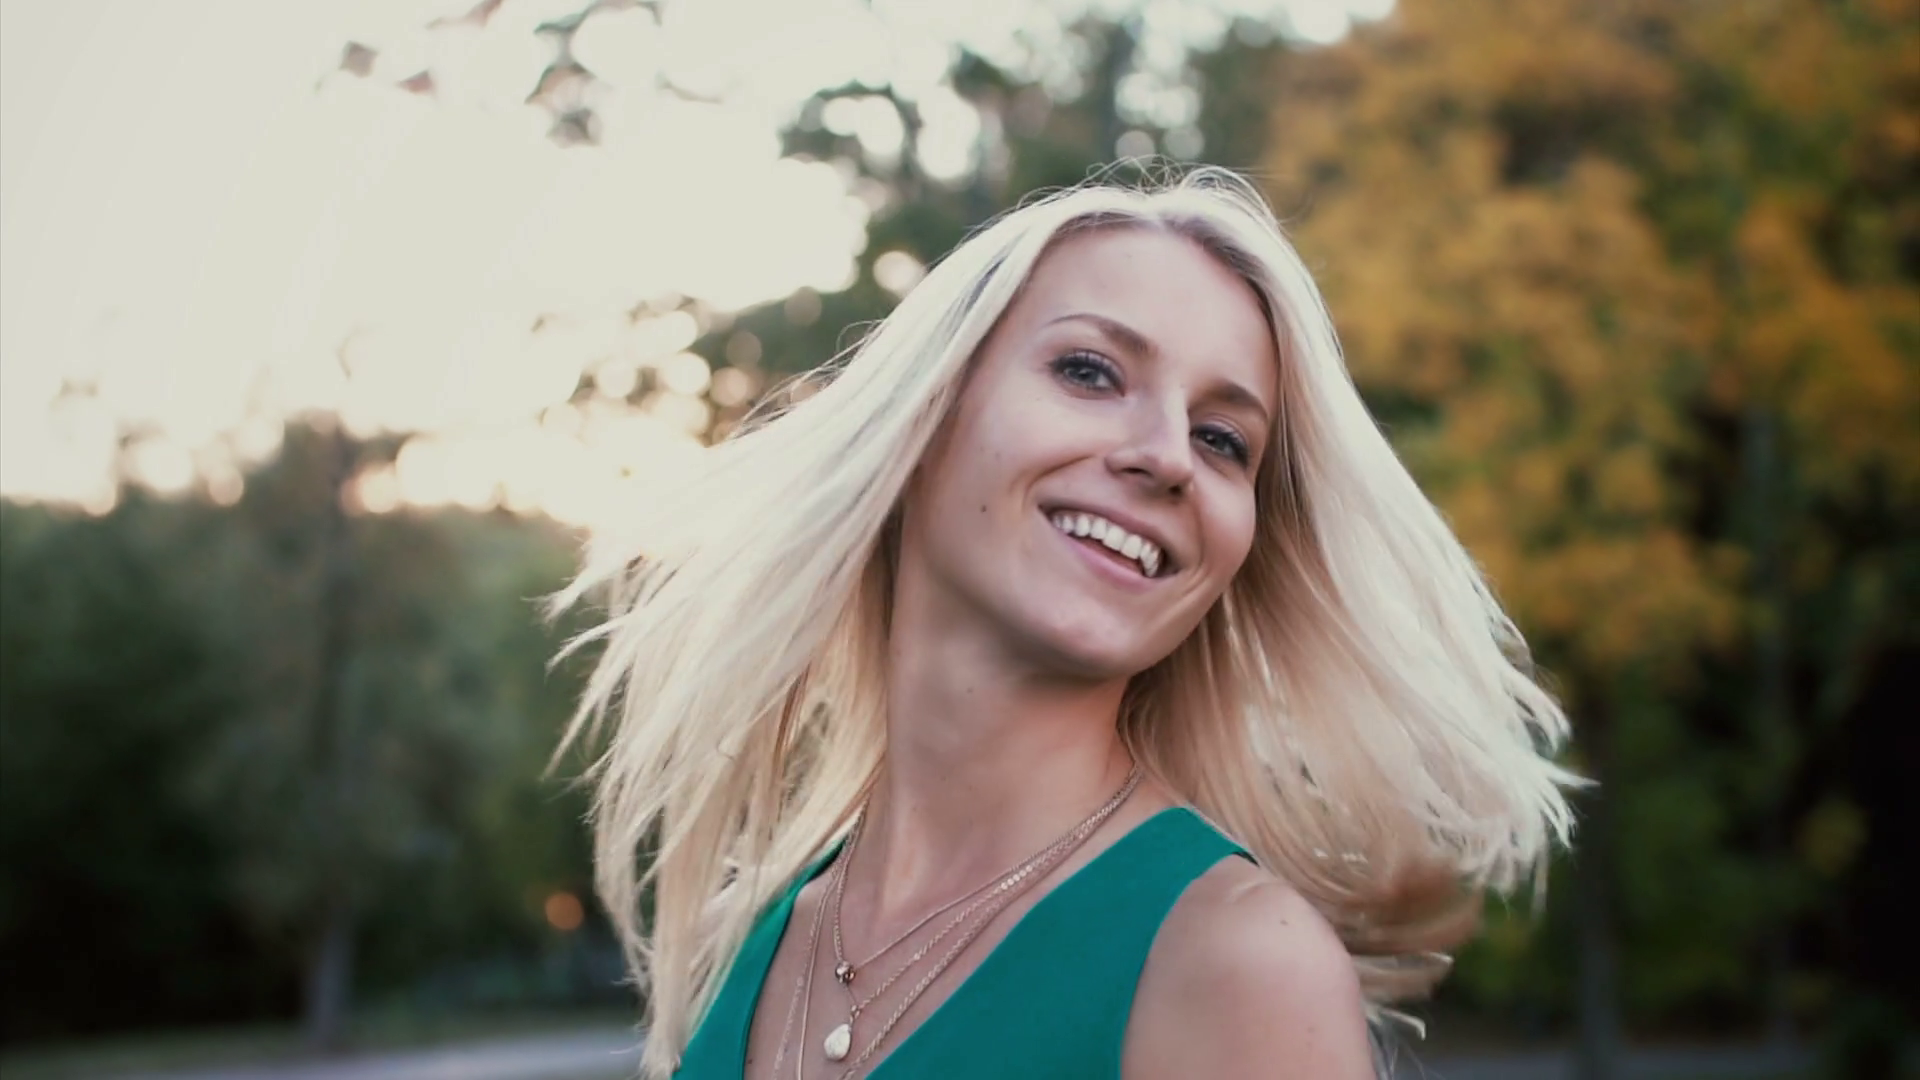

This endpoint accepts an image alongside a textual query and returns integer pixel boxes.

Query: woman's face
[899,226,1280,679]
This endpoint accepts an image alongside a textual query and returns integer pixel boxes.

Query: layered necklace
[770,766,1143,1080]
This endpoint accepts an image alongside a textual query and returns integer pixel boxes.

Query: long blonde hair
[554,167,1578,1076]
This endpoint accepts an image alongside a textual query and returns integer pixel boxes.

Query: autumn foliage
[1258,0,1917,1031]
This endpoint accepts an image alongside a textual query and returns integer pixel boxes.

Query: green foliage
[0,424,603,1046]
[0,498,283,1041]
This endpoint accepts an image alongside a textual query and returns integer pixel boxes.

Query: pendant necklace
[808,765,1143,1073]
[771,838,834,1080]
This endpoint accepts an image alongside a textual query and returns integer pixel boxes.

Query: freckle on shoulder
[1130,856,1376,1078]
[1162,856,1362,1000]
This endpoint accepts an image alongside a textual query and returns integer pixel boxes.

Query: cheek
[1206,492,1262,584]
[945,396,1078,507]
[912,418,1028,558]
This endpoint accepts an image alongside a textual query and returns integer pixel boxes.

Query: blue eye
[1196,425,1251,466]
[1050,351,1119,391]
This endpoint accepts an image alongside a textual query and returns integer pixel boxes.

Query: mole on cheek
[979,504,987,513]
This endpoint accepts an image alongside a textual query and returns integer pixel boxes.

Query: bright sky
[0,0,1390,528]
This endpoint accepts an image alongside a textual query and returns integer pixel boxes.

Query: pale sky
[0,0,1389,528]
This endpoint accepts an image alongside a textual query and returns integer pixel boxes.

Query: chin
[1014,606,1165,682]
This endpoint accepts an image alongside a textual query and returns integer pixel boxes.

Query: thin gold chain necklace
[825,787,1122,1046]
[824,842,1007,987]
[777,766,1142,1078]
[826,779,1127,988]
[771,850,833,1080]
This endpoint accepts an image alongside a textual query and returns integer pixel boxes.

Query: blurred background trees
[1251,4,1917,1073]
[1,428,611,1045]
[1,0,1912,1075]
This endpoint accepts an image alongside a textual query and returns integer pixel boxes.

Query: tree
[185,424,603,1046]
[1256,0,1918,1072]
[0,424,606,1048]
[0,498,284,1041]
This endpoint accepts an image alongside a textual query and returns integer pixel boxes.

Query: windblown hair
[554,167,1578,1078]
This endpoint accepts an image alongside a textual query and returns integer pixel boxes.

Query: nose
[1107,398,1196,497]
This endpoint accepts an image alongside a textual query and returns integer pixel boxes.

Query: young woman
[555,168,1578,1079]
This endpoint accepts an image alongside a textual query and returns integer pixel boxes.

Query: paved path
[129,1032,642,1080]
[1388,1043,1814,1079]
[128,1030,1815,1080]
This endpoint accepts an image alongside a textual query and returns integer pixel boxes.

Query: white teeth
[1046,509,1167,579]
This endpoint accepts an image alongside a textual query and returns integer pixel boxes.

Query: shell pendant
[823,1022,852,1062]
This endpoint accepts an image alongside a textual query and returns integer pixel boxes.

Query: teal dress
[673,806,1249,1078]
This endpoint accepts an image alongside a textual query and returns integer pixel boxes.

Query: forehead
[1008,226,1278,409]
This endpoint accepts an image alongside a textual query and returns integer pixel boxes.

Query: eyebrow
[1044,311,1274,426]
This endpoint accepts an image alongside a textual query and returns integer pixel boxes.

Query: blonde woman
[556,168,1578,1079]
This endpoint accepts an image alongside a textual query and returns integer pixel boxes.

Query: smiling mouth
[1045,509,1169,579]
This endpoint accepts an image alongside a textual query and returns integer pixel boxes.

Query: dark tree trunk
[1574,706,1621,1080]
[1743,406,1798,1048]
[304,897,354,1052]
[302,419,358,1053]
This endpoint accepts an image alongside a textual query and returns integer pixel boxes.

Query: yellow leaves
[1758,13,1854,122]
[1494,529,1739,677]
[1270,0,1676,195]
[1725,198,1920,500]
[1508,454,1566,511]
[1442,388,1527,459]
[1497,3,1677,111]
[1867,0,1920,23]
[1267,0,1916,687]
[1873,106,1920,171]
[1375,0,1676,114]
[1680,0,1893,125]
[1440,475,1506,553]
[1422,436,1734,679]
[1307,150,1702,426]
[1594,446,1665,520]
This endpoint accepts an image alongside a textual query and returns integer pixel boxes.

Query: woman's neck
[853,613,1138,924]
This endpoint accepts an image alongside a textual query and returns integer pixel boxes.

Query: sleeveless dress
[673,805,1250,1079]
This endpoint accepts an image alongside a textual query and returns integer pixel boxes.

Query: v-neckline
[729,805,1190,1079]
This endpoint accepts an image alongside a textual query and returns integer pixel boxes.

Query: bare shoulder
[1123,855,1375,1080]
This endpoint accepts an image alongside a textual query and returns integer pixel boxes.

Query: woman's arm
[1125,861,1376,1079]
